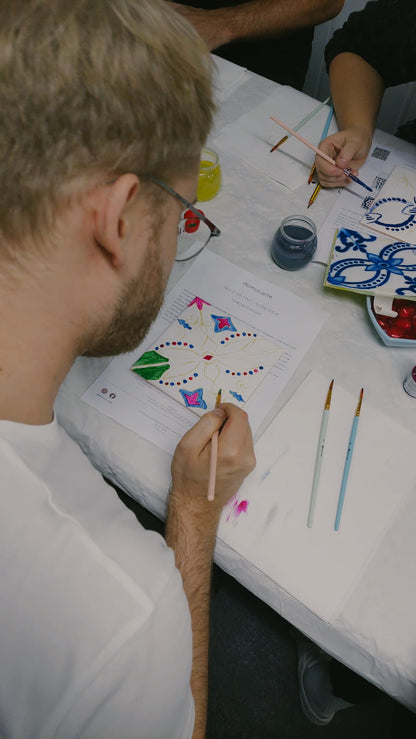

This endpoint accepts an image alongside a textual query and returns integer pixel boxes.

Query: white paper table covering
[56,68,416,711]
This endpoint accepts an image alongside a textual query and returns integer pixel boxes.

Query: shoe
[293,631,352,726]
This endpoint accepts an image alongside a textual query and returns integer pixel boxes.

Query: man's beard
[84,242,166,358]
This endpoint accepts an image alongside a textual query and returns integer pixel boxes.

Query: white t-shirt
[0,417,194,739]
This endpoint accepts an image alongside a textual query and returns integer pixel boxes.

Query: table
[56,67,416,712]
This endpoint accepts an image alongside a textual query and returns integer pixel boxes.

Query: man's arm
[315,52,385,188]
[165,403,255,738]
[171,0,344,51]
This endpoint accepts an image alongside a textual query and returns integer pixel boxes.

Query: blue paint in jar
[271,215,317,270]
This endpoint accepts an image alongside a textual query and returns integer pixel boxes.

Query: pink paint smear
[226,497,249,524]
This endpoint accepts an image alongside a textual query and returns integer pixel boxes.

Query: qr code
[361,195,375,210]
[371,146,390,161]
[373,176,386,191]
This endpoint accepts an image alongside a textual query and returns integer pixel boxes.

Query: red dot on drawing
[189,377,193,381]
[254,369,258,373]
[172,342,177,345]
[243,372,247,375]
[177,382,181,385]
[184,343,188,346]
[232,372,235,375]
[160,344,164,348]
[165,382,169,385]
[225,337,229,341]
[236,333,240,337]
[203,354,213,361]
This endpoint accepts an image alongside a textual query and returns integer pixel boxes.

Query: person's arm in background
[166,403,255,738]
[170,0,344,51]
[315,52,385,188]
[314,0,416,188]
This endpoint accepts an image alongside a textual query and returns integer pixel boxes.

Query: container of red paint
[367,297,416,347]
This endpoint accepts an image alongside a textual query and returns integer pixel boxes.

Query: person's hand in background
[315,126,372,188]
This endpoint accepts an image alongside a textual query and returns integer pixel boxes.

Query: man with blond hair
[0,1,255,737]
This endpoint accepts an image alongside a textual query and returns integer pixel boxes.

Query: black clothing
[180,0,314,90]
[325,0,416,143]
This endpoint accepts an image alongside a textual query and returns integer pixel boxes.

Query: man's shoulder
[0,435,193,738]
[0,429,178,608]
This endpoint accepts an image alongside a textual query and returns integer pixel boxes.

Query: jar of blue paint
[271,214,317,270]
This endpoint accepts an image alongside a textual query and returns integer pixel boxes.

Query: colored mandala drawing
[324,227,416,298]
[130,296,284,415]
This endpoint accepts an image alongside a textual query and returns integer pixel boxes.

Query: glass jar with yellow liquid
[197,147,222,201]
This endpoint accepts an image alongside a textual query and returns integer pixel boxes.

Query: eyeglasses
[151,176,221,261]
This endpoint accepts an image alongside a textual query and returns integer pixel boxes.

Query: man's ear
[93,174,139,268]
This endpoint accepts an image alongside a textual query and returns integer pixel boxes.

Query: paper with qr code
[316,137,416,263]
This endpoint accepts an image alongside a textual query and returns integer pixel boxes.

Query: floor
[207,567,416,739]
[116,487,416,739]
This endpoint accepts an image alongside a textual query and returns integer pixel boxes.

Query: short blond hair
[0,0,214,247]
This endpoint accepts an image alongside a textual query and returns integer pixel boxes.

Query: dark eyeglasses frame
[150,176,221,238]
[108,172,221,240]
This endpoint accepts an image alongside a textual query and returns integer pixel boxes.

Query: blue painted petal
[178,318,192,330]
[179,388,207,409]
[230,390,245,402]
[211,314,237,333]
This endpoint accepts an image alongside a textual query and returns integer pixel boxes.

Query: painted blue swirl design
[363,197,416,232]
[327,228,416,294]
[335,227,377,253]
[397,276,416,296]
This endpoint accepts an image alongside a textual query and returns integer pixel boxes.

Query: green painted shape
[131,350,170,380]
[133,350,168,367]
